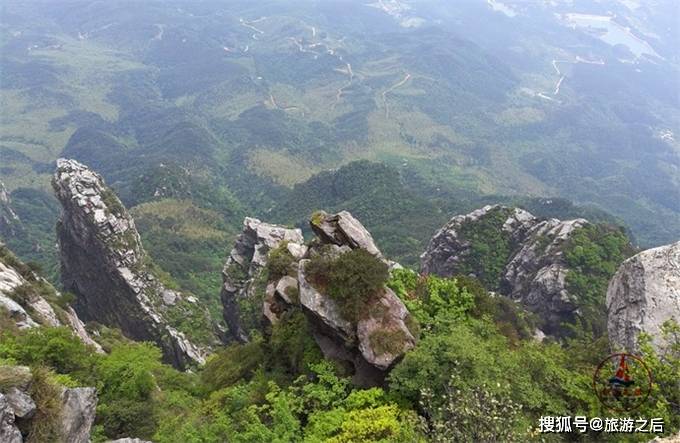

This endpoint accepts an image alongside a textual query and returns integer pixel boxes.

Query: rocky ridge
[0,243,101,351]
[421,205,591,334]
[0,366,96,443]
[607,240,680,352]
[52,159,214,369]
[221,210,416,385]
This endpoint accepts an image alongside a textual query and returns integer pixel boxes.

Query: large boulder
[310,210,382,257]
[4,388,35,419]
[607,241,680,352]
[502,218,588,334]
[53,159,213,368]
[421,205,537,278]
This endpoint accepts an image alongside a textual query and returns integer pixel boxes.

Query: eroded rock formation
[421,204,592,335]
[221,217,305,341]
[220,211,416,386]
[607,240,680,352]
[53,159,214,368]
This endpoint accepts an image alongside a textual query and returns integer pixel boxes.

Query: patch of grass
[403,314,420,340]
[284,286,299,303]
[0,365,32,391]
[27,366,63,443]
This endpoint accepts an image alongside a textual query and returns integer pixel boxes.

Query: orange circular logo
[593,353,652,412]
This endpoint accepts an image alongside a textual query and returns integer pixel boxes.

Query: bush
[388,269,473,332]
[457,207,513,289]
[306,249,389,322]
[268,310,323,377]
[563,224,634,337]
[266,242,296,281]
[419,374,524,442]
[201,340,266,391]
[0,327,94,375]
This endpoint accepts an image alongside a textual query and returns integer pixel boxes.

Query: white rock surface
[607,241,680,352]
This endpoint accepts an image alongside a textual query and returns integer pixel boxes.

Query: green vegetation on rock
[457,207,513,289]
[306,249,389,322]
[563,224,635,336]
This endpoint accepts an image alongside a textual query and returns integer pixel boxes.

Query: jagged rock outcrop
[607,241,680,352]
[221,217,305,341]
[0,366,97,443]
[421,205,593,335]
[0,244,102,350]
[221,211,416,386]
[53,159,214,369]
[310,210,382,257]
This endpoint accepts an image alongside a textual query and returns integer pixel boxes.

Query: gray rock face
[607,241,680,352]
[0,182,20,237]
[421,205,593,335]
[0,394,22,443]
[0,292,38,329]
[421,205,536,277]
[310,211,382,257]
[502,218,588,334]
[221,217,304,341]
[221,211,414,385]
[5,387,36,419]
[53,159,210,369]
[0,246,102,351]
[298,260,355,343]
[0,366,97,443]
[60,387,97,443]
[356,288,416,370]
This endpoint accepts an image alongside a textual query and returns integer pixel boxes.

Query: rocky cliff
[0,366,97,443]
[0,182,20,236]
[221,210,416,386]
[421,205,614,335]
[221,217,306,342]
[0,243,102,351]
[53,159,215,369]
[607,240,680,352]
